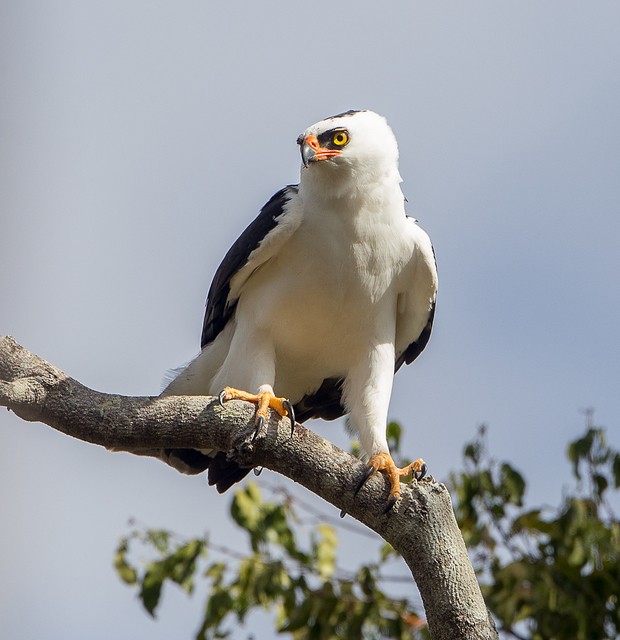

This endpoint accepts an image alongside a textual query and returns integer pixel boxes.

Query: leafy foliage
[116,529,203,617]
[115,420,619,639]
[116,482,428,639]
[451,423,620,640]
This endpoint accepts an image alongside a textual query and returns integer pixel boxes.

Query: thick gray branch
[0,336,497,640]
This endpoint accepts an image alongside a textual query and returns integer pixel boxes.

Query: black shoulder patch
[200,185,298,349]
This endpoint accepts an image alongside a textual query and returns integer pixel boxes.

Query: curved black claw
[339,509,347,519]
[251,415,265,442]
[218,389,228,407]
[415,462,428,481]
[253,466,263,476]
[283,399,296,436]
[383,496,398,514]
[353,464,376,497]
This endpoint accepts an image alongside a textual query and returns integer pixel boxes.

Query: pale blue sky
[1,2,619,638]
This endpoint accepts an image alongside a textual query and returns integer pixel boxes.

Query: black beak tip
[300,140,315,168]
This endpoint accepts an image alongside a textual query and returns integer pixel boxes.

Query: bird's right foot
[218,384,296,439]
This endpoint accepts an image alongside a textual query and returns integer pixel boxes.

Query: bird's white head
[297,110,401,197]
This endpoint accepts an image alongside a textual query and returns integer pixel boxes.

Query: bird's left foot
[354,452,427,513]
[218,385,296,440]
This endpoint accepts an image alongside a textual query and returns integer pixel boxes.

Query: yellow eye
[332,131,349,146]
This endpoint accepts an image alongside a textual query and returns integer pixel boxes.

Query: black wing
[294,377,346,423]
[201,185,298,349]
[394,301,436,372]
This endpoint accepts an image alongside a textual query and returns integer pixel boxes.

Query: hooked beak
[300,134,342,167]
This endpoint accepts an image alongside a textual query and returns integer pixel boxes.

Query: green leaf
[139,566,164,617]
[205,561,226,586]
[464,425,487,466]
[500,463,526,506]
[593,473,608,499]
[202,588,234,637]
[146,529,170,554]
[357,566,376,597]
[167,539,204,593]
[567,428,598,480]
[279,596,313,633]
[113,538,137,585]
[231,484,262,531]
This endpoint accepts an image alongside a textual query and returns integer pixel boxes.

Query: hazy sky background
[1,2,619,638]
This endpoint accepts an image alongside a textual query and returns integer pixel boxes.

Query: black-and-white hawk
[160,109,438,509]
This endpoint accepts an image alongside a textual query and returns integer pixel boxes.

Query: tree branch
[0,336,497,640]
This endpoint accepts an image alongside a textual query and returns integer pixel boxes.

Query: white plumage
[161,110,438,502]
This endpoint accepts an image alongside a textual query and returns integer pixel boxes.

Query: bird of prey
[161,109,438,509]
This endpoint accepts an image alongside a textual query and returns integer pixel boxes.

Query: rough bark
[0,336,497,640]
